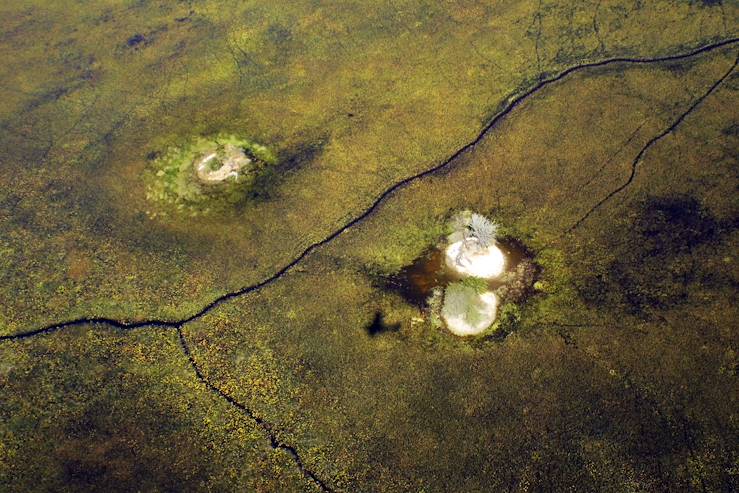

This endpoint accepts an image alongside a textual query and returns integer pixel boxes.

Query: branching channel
[2,36,738,493]
[2,37,737,344]
[568,52,739,231]
[176,328,333,492]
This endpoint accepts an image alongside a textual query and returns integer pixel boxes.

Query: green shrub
[491,302,521,335]
[441,281,494,331]
[458,276,488,293]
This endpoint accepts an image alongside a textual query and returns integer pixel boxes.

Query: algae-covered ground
[1,1,738,491]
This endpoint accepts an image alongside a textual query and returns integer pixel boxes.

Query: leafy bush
[459,276,488,293]
[441,281,494,330]
[491,302,521,335]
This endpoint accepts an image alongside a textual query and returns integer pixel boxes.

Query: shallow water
[384,237,530,307]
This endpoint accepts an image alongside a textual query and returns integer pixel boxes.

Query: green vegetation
[440,281,495,332]
[179,44,739,490]
[488,302,522,336]
[145,134,276,217]
[1,0,736,333]
[0,326,307,492]
[457,276,488,293]
[0,1,737,491]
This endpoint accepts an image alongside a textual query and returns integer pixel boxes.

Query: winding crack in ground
[176,327,333,492]
[568,51,739,231]
[2,37,738,493]
[3,37,738,343]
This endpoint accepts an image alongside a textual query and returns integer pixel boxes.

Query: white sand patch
[445,240,505,279]
[194,145,252,183]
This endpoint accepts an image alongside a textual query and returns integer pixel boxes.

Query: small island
[389,210,537,337]
[144,135,276,217]
[440,212,506,336]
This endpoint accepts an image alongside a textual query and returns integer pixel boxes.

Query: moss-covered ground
[1,0,736,332]
[0,325,309,491]
[1,1,737,491]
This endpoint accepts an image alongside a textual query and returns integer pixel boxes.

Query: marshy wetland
[1,1,738,491]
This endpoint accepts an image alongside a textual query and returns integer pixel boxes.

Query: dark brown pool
[383,238,532,307]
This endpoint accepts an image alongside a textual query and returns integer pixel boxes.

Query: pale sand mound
[194,145,252,183]
[445,240,505,279]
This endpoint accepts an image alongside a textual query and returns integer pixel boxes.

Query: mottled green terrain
[1,1,737,492]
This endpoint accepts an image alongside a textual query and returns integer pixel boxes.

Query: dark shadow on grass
[365,311,400,336]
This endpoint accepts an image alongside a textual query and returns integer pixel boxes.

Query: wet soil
[383,237,533,307]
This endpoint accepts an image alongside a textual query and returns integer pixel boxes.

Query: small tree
[466,213,497,247]
[455,212,498,267]
[441,280,497,335]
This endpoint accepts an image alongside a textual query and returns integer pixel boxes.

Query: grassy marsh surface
[1,1,737,491]
[1,0,737,332]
